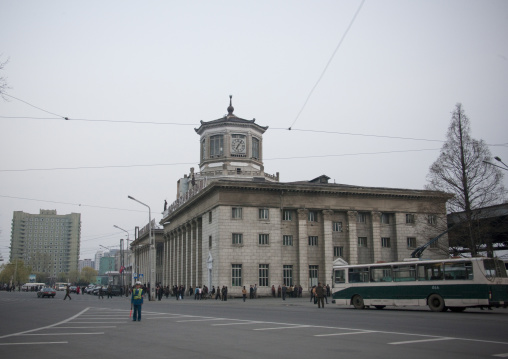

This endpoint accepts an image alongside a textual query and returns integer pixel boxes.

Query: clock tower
[194,96,278,182]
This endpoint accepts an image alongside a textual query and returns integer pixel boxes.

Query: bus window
[483,259,508,278]
[392,265,416,282]
[348,267,369,283]
[444,261,473,280]
[417,262,443,281]
[370,266,392,282]
[334,269,346,284]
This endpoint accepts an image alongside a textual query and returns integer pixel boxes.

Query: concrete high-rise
[10,209,81,279]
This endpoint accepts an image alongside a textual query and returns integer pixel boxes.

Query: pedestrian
[249,285,254,299]
[63,285,71,300]
[271,285,276,297]
[98,286,104,299]
[281,283,287,301]
[242,286,247,302]
[107,285,113,299]
[131,281,144,322]
[315,282,325,308]
[310,285,316,303]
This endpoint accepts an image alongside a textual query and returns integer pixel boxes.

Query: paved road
[1,290,508,358]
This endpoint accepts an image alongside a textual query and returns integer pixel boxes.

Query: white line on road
[22,332,104,336]
[389,337,454,345]
[212,321,263,326]
[254,325,312,331]
[48,326,117,329]
[0,341,68,346]
[0,307,90,340]
[176,318,231,323]
[69,324,129,329]
[315,330,377,337]
[493,354,508,357]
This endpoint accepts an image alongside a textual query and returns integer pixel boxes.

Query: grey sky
[1,0,507,260]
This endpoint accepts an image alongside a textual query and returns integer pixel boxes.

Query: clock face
[231,138,246,153]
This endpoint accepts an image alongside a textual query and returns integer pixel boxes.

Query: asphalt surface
[1,290,508,359]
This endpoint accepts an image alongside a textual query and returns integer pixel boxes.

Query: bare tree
[426,103,505,256]
[0,55,9,99]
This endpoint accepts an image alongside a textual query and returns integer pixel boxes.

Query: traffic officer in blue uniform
[131,281,144,322]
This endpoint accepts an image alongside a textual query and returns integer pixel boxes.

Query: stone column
[297,209,309,290]
[171,231,176,286]
[197,218,203,287]
[162,233,167,286]
[347,211,358,265]
[186,222,191,289]
[322,210,334,284]
[371,211,381,263]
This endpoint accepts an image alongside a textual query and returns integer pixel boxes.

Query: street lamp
[113,225,130,291]
[128,195,155,301]
[495,157,508,171]
[483,157,508,172]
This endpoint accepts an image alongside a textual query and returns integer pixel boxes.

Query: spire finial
[227,95,234,116]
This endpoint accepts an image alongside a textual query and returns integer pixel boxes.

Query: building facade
[79,258,94,272]
[155,99,451,297]
[10,209,81,279]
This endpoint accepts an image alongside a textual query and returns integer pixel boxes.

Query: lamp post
[495,157,508,171]
[128,195,155,301]
[483,156,508,172]
[113,225,130,290]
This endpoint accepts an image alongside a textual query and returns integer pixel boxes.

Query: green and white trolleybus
[331,257,508,312]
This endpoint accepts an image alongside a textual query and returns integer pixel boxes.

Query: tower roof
[195,96,268,134]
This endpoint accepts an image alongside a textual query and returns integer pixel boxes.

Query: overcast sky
[1,0,507,261]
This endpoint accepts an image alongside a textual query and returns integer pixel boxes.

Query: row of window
[225,207,437,225]
[25,218,68,222]
[203,135,260,159]
[231,264,319,287]
[337,261,474,284]
[229,234,433,250]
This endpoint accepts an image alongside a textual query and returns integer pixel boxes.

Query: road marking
[69,324,129,329]
[22,332,105,336]
[254,325,311,331]
[0,341,68,346]
[389,337,454,345]
[212,321,263,326]
[315,330,377,337]
[48,326,117,329]
[493,354,508,357]
[0,307,90,340]
[176,318,230,323]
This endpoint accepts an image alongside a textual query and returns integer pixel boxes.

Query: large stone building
[150,98,451,297]
[10,209,81,279]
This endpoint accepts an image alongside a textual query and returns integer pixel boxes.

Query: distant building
[98,256,116,275]
[143,98,452,297]
[10,209,81,279]
[94,251,104,271]
[79,258,93,272]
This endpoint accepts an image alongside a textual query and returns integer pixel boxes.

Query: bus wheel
[449,307,466,312]
[374,305,386,310]
[352,295,365,309]
[428,294,445,312]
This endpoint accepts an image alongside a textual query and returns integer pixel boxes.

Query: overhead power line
[0,161,197,172]
[289,0,366,130]
[0,148,441,173]
[0,194,146,213]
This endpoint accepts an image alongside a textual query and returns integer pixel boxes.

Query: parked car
[85,285,96,294]
[37,287,56,298]
[107,285,122,296]
[92,286,107,295]
[69,286,77,293]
